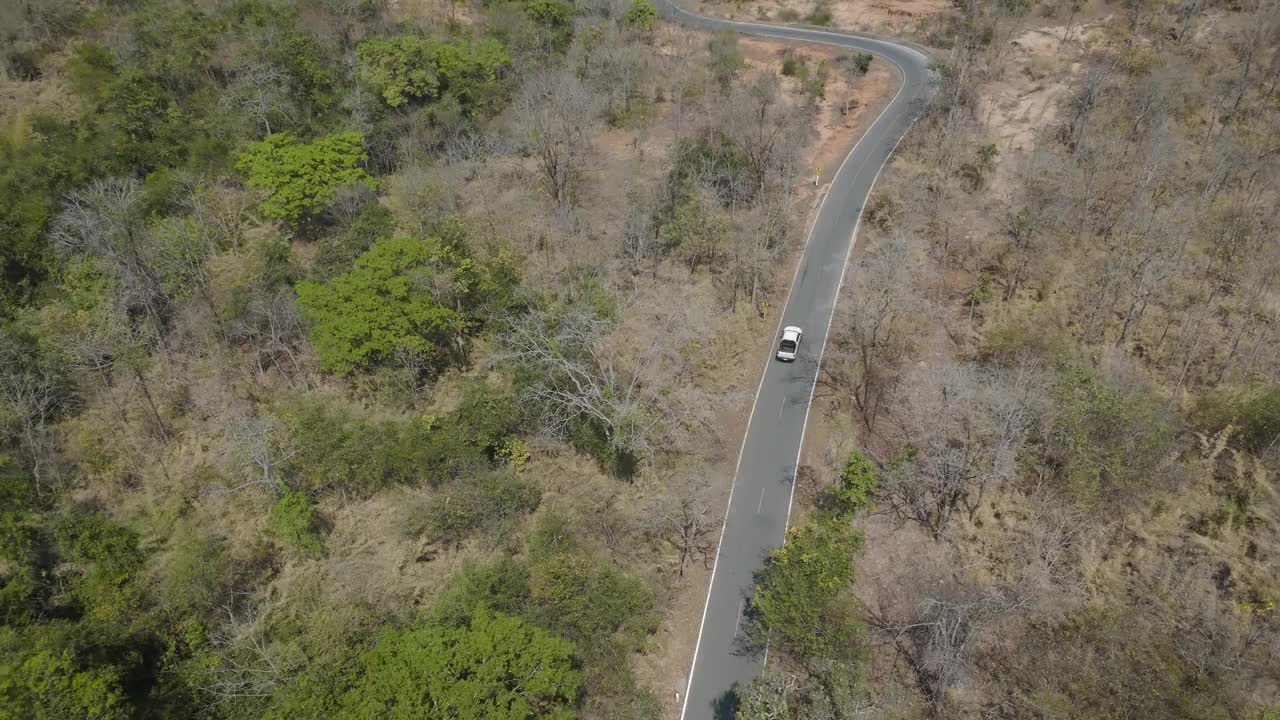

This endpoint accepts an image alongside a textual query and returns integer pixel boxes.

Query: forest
[2,0,1278,718]
[0,0,843,716]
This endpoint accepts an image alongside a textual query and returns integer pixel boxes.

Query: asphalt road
[658,5,932,719]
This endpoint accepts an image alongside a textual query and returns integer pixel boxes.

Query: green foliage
[269,490,324,554]
[844,52,873,76]
[1052,359,1179,507]
[624,0,658,31]
[356,36,510,111]
[236,131,375,225]
[338,608,579,720]
[433,557,532,624]
[753,514,862,661]
[313,202,394,279]
[833,450,877,515]
[52,513,145,622]
[283,401,439,495]
[296,236,469,374]
[0,637,129,720]
[1195,384,1280,454]
[801,60,830,101]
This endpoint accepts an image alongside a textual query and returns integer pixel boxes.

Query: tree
[752,514,862,661]
[356,37,510,111]
[236,132,374,226]
[515,70,600,213]
[295,236,471,374]
[624,0,657,32]
[833,450,876,515]
[708,28,743,92]
[825,235,924,431]
[504,306,676,470]
[0,640,129,720]
[337,608,579,720]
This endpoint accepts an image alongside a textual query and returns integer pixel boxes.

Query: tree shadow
[711,683,742,720]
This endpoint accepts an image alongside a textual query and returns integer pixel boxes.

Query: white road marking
[757,486,766,513]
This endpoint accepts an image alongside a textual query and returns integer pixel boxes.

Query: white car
[776,326,802,362]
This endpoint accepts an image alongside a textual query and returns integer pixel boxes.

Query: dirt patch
[979,22,1106,197]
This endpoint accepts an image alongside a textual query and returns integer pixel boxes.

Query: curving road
[659,4,932,719]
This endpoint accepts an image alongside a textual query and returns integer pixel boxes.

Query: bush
[53,512,145,622]
[269,490,324,554]
[1051,360,1180,506]
[804,2,834,25]
[422,471,540,547]
[1195,384,1280,454]
[864,193,899,232]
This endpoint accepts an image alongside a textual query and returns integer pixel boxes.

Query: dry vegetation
[768,0,1280,717]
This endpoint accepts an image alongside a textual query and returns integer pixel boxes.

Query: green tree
[833,450,876,515]
[752,515,862,661]
[624,0,657,31]
[356,37,510,111]
[338,608,579,720]
[236,131,374,225]
[295,236,471,374]
[0,642,129,720]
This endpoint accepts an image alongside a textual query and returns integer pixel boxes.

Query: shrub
[269,490,324,554]
[53,512,144,621]
[422,471,540,547]
[1195,384,1280,454]
[864,193,899,232]
[1051,360,1180,506]
[804,2,833,25]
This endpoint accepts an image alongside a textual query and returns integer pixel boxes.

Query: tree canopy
[356,36,510,110]
[295,235,475,374]
[337,608,580,720]
[236,131,374,225]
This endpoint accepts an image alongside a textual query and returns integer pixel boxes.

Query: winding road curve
[658,5,933,718]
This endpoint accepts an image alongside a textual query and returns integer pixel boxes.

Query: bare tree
[650,475,720,576]
[514,70,601,213]
[504,306,666,464]
[825,234,926,431]
[0,340,68,495]
[51,177,172,345]
[881,360,1046,539]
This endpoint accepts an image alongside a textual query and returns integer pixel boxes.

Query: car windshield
[780,340,796,351]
